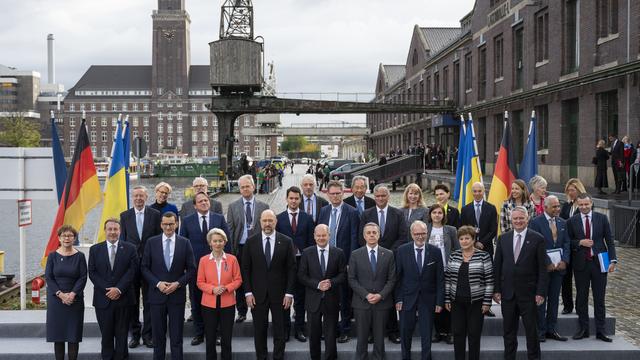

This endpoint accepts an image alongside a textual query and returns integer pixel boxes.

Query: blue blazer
[566,212,617,272]
[141,234,196,305]
[276,210,315,255]
[318,202,360,261]
[528,215,571,272]
[394,242,445,310]
[179,212,231,261]
[88,241,138,309]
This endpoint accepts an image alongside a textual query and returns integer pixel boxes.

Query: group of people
[594,134,640,194]
[44,172,618,360]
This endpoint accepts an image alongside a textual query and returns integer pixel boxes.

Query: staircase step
[0,335,637,360]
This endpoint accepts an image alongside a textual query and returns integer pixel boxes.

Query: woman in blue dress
[45,224,87,360]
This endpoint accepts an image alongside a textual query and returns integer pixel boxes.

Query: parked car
[324,158,355,171]
[329,162,365,180]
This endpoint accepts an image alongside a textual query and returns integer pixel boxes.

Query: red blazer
[197,253,242,308]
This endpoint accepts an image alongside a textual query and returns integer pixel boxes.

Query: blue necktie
[136,211,143,239]
[264,237,271,268]
[357,199,364,215]
[329,208,338,247]
[379,209,386,236]
[416,248,423,273]
[370,249,377,274]
[164,238,171,270]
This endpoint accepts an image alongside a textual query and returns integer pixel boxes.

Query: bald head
[260,209,277,235]
[472,182,484,201]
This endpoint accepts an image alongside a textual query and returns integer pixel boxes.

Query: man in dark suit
[178,177,223,221]
[567,193,617,342]
[348,222,396,359]
[298,224,347,360]
[344,175,376,216]
[434,184,460,228]
[141,211,196,360]
[242,210,297,360]
[276,186,315,342]
[119,185,162,348]
[461,182,498,256]
[395,220,444,360]
[609,134,625,193]
[493,206,548,360]
[528,195,570,342]
[318,180,360,342]
[179,191,231,345]
[89,218,138,360]
[360,184,407,343]
[301,173,329,224]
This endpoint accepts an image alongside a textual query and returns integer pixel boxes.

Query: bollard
[0,251,4,273]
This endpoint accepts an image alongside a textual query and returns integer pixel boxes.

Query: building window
[167,112,173,121]
[244,145,249,153]
[158,124,163,134]
[192,147,198,157]
[101,132,107,142]
[133,103,138,111]
[132,117,139,127]
[513,26,524,90]
[177,136,183,147]
[254,145,260,155]
[91,104,96,111]
[201,146,208,156]
[91,146,97,157]
[478,46,487,100]
[177,112,182,120]
[596,90,619,140]
[597,0,619,38]
[101,146,108,158]
[494,35,504,78]
[91,131,97,143]
[202,131,208,142]
[453,61,460,104]
[167,103,173,108]
[535,105,549,150]
[112,103,117,111]
[177,122,182,133]
[535,11,549,63]
[167,136,173,147]
[176,87,183,95]
[212,132,218,141]
[133,130,138,137]
[158,112,163,122]
[69,133,75,145]
[212,118,218,127]
[234,146,239,156]
[563,0,579,73]
[112,117,117,127]
[167,123,173,134]
[101,118,107,127]
[122,103,128,111]
[202,116,208,127]
[494,114,504,151]
[143,131,149,142]
[143,117,149,127]
[70,104,75,111]
[244,117,251,127]
[433,73,440,100]
[177,102,182,108]
[69,117,76,127]
[464,53,472,91]
[192,131,198,142]
[157,88,163,96]
[192,103,197,111]
[158,138,163,149]
[143,103,149,111]
[412,48,419,66]
[442,66,449,99]
[80,104,86,111]
[212,147,218,156]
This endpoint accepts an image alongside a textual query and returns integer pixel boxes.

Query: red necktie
[291,212,297,234]
[585,215,593,260]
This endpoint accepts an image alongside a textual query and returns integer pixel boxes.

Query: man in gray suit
[227,174,270,322]
[179,177,223,220]
[348,222,396,360]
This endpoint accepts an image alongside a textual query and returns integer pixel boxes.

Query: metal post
[137,140,142,179]
[18,148,26,310]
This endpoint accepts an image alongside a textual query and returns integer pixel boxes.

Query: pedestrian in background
[528,175,547,217]
[594,140,609,195]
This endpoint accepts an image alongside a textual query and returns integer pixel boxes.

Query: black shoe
[187,315,193,322]
[546,331,568,341]
[235,315,246,323]
[191,336,204,346]
[368,335,374,344]
[337,335,350,343]
[295,331,307,342]
[596,333,613,342]
[216,335,221,346]
[142,338,154,348]
[572,329,589,340]
[432,333,442,343]
[128,338,140,349]
[561,307,573,315]
[285,332,290,343]
[485,309,496,317]
[538,335,546,343]
[445,334,454,344]
[388,334,401,344]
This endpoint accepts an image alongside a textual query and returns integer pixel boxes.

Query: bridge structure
[241,122,370,137]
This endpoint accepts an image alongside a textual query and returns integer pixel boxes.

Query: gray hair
[373,184,390,195]
[352,175,369,187]
[301,174,316,184]
[192,177,208,186]
[544,195,559,206]
[314,223,330,236]
[238,174,255,187]
[511,206,530,217]
[206,228,228,246]
[529,175,548,191]
[410,220,427,232]
[362,222,380,234]
[133,185,148,194]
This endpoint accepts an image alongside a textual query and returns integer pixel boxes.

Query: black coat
[297,245,347,313]
[119,206,162,258]
[359,206,408,251]
[88,241,138,308]
[595,147,609,188]
[460,201,498,255]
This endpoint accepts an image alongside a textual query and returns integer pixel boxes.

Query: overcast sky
[1,0,473,125]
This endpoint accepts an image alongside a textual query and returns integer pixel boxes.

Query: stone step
[0,307,615,338]
[0,335,638,360]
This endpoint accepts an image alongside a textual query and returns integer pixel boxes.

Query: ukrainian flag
[96,120,128,243]
[453,115,467,206]
[460,114,483,208]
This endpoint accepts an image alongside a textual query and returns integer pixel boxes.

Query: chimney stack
[47,34,55,84]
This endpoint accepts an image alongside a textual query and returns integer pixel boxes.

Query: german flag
[41,120,101,267]
[488,113,518,227]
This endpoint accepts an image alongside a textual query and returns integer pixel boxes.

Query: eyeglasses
[412,232,427,237]
[157,190,169,195]
[161,223,176,227]
[60,234,75,238]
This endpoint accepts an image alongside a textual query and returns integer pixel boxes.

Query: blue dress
[45,251,87,343]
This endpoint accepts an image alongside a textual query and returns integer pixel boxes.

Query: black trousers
[308,301,339,360]
[286,256,306,334]
[434,307,451,335]
[399,300,435,360]
[150,303,185,360]
[451,298,483,360]
[202,304,235,360]
[386,308,399,336]
[574,259,608,333]
[561,261,574,310]
[501,296,540,360]
[338,281,353,335]
[130,271,152,341]
[96,305,130,360]
[188,275,205,337]
[252,299,287,360]
[234,245,248,317]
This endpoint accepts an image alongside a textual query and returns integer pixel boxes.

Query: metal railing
[344,155,421,187]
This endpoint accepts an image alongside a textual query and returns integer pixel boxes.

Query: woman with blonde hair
[500,179,535,233]
[594,139,610,195]
[528,175,548,216]
[400,183,429,236]
[151,181,179,215]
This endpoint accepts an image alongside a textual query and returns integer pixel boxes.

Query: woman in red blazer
[197,228,242,360]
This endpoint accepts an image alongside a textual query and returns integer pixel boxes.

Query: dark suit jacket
[276,210,315,255]
[566,211,617,272]
[297,245,347,313]
[528,215,571,273]
[119,206,162,258]
[179,197,223,220]
[344,194,376,213]
[610,139,625,168]
[444,205,460,228]
[88,241,138,309]
[301,194,328,224]
[494,229,548,301]
[348,245,396,310]
[318,202,360,261]
[461,201,498,255]
[394,242,445,310]
[241,232,297,305]
[359,206,408,251]
[559,201,577,220]
[179,211,231,261]
[141,234,196,305]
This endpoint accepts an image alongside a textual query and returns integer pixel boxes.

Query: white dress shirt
[208,252,228,284]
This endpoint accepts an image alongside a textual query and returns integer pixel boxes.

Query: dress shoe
[388,334,401,344]
[285,332,290,342]
[368,335,374,344]
[216,335,221,346]
[191,336,204,346]
[235,315,246,323]
[546,331,568,341]
[485,309,496,317]
[432,333,442,343]
[295,331,307,342]
[572,329,589,340]
[337,335,350,343]
[445,334,454,344]
[596,333,613,342]
[142,338,154,348]
[561,307,573,315]
[128,338,140,349]
[538,335,546,343]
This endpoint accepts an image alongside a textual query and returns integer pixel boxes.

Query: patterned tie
[136,211,143,239]
[109,244,116,270]
[264,237,272,268]
[416,247,423,273]
[307,198,313,220]
[320,249,326,276]
[357,199,364,215]
[585,215,593,260]
[370,249,377,274]
[475,203,481,225]
[514,234,522,262]
[549,218,558,243]
[379,209,386,236]
[164,238,171,270]
[245,201,252,229]
[329,208,338,247]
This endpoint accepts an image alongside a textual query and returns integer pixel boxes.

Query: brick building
[61,0,277,160]
[368,0,640,185]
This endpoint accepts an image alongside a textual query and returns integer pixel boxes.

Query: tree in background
[0,114,41,147]
[280,136,307,152]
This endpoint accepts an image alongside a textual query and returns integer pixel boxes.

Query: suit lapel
[139,207,150,241]
[505,234,515,264]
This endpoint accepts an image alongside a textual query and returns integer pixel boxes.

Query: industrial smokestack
[47,34,55,84]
